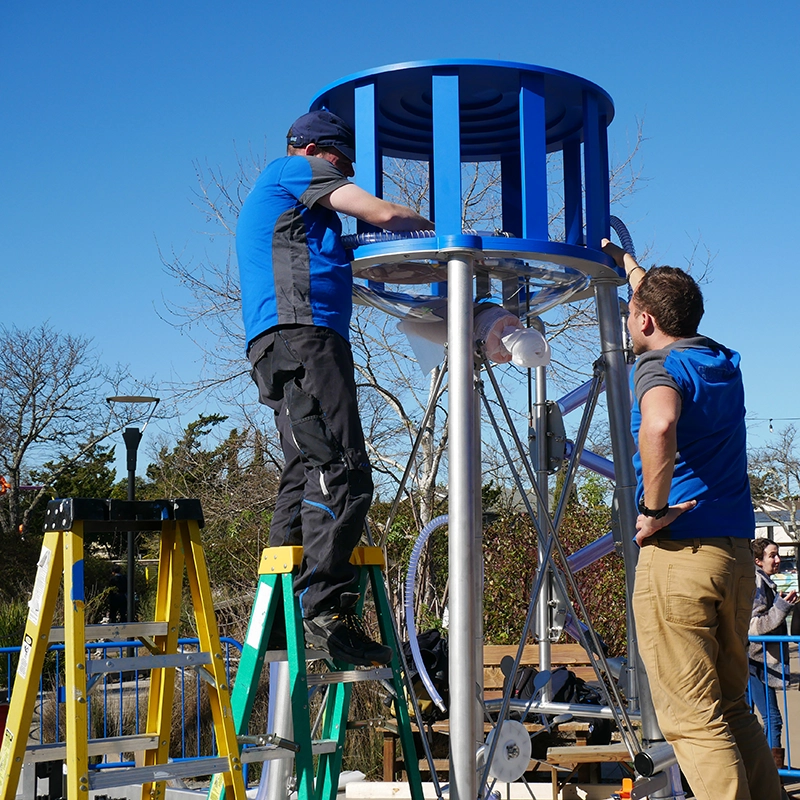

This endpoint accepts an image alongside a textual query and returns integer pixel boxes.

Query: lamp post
[106,396,160,624]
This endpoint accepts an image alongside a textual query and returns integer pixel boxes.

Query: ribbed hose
[404,514,450,713]
[609,215,636,259]
[342,230,435,248]
[609,214,637,317]
[345,223,633,256]
[341,229,511,249]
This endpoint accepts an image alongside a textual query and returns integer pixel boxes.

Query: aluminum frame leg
[533,363,552,699]
[593,280,661,742]
[258,662,293,800]
[447,252,481,800]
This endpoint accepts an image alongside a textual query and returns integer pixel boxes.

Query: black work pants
[250,326,373,618]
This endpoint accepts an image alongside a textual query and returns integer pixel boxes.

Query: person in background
[749,538,797,769]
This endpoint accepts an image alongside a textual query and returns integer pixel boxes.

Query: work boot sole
[303,621,392,667]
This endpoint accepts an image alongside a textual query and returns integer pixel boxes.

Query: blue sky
[2,1,798,470]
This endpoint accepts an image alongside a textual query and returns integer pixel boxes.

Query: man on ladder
[237,110,433,665]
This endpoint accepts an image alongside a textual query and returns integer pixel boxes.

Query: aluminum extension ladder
[208,545,423,800]
[0,497,247,800]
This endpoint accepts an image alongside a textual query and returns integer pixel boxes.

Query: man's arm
[320,183,434,231]
[601,238,645,291]
[635,385,696,545]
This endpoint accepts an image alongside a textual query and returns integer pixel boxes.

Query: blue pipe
[564,441,616,481]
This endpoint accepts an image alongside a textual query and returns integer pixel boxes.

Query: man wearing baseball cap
[237,109,433,665]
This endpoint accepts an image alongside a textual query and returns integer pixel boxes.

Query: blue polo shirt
[237,155,352,349]
[630,336,755,539]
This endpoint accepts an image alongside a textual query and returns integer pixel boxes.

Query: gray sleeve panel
[633,349,682,405]
[272,208,314,327]
[299,158,351,208]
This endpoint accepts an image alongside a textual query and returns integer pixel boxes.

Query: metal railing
[0,637,244,777]
[2,634,798,784]
[748,634,799,779]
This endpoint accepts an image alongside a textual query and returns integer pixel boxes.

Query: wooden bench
[483,643,597,695]
[382,642,598,781]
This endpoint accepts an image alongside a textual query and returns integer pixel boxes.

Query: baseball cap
[287,110,356,162]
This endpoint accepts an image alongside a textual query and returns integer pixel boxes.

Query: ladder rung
[25,735,159,763]
[240,740,337,764]
[264,649,328,664]
[87,651,211,674]
[307,667,393,686]
[49,622,169,643]
[89,756,232,790]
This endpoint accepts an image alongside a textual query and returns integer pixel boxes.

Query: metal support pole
[473,361,484,748]
[258,662,294,800]
[533,361,552,700]
[122,426,142,625]
[447,252,480,800]
[593,281,661,742]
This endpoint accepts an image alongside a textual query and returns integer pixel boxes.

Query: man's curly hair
[634,266,704,338]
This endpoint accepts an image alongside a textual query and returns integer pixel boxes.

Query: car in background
[774,555,798,594]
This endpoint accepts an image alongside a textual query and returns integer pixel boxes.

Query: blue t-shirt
[630,336,755,539]
[236,155,352,348]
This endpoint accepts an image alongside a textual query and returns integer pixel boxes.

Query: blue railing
[0,637,243,774]
[2,634,798,782]
[748,634,799,779]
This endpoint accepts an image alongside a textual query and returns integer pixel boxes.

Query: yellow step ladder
[0,497,246,800]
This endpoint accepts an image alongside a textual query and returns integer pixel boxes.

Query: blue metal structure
[304,59,649,800]
[310,59,624,276]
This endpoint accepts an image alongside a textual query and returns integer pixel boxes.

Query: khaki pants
[633,536,781,800]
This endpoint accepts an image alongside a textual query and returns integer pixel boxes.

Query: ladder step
[307,667,393,686]
[240,739,337,764]
[25,735,159,763]
[89,756,232,790]
[264,648,329,664]
[87,651,212,674]
[49,622,169,642]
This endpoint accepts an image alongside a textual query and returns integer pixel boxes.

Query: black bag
[501,660,612,745]
[397,629,450,722]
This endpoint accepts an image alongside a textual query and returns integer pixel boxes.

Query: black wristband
[638,497,670,519]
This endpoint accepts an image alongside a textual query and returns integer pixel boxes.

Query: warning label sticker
[245,582,273,650]
[28,547,52,625]
[18,634,33,681]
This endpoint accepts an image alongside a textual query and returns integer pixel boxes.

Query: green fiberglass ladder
[207,545,423,800]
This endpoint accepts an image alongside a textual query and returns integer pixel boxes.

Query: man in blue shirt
[238,110,433,665]
[603,240,782,800]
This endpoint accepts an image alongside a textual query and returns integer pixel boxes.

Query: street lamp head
[106,396,160,404]
[106,395,161,433]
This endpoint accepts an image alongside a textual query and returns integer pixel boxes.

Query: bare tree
[750,425,800,540]
[0,323,149,542]
[349,306,448,525]
[143,414,281,600]
[159,152,267,402]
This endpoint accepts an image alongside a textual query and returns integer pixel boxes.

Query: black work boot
[303,593,392,666]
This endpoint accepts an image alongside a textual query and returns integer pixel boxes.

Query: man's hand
[781,590,798,605]
[601,237,645,290]
[635,500,697,546]
[601,237,626,267]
